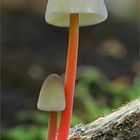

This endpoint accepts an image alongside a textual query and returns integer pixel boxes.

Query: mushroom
[45,0,108,139]
[37,74,65,140]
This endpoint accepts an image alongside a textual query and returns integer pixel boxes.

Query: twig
[69,98,140,140]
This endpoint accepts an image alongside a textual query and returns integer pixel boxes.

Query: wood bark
[68,98,140,140]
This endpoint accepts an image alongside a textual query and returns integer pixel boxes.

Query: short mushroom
[37,74,65,140]
[45,0,108,139]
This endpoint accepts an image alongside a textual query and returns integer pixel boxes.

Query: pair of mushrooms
[37,0,108,140]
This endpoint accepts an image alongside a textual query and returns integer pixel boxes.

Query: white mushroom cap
[45,0,108,27]
[37,74,65,112]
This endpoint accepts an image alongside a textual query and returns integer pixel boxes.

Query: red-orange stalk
[58,14,79,140]
[46,112,57,140]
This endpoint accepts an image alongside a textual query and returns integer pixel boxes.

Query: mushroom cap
[45,0,108,27]
[37,74,65,112]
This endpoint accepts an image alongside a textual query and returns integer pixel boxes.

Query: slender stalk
[47,112,57,140]
[58,14,79,140]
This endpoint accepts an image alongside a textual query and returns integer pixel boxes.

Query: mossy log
[68,98,140,140]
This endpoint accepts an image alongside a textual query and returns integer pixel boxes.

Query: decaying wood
[68,98,140,140]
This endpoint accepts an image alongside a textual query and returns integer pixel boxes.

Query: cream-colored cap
[45,0,108,27]
[37,74,65,112]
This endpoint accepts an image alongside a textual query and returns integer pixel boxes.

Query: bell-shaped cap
[45,0,108,27]
[37,74,65,112]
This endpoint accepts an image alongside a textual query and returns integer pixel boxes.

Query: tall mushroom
[45,0,108,139]
[37,74,65,140]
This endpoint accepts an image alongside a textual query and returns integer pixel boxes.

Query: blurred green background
[1,0,140,139]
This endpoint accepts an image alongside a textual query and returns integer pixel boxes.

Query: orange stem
[58,14,79,140]
[47,112,57,140]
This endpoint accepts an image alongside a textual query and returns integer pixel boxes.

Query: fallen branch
[68,98,140,140]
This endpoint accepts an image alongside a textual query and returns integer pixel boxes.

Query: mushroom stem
[47,112,57,140]
[58,14,79,140]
